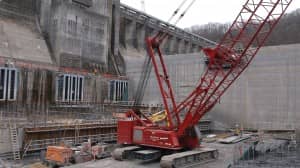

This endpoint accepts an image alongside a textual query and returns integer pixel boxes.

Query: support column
[119,17,126,48]
[136,22,146,51]
[125,19,137,49]
[174,38,181,54]
[178,39,185,54]
[191,44,199,53]
[112,0,121,56]
[39,0,52,33]
[186,42,193,53]
[168,36,177,55]
[160,34,170,55]
[183,41,189,54]
[145,26,155,38]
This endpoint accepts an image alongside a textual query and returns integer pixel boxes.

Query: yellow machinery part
[149,110,169,126]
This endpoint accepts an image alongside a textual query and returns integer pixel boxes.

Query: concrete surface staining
[211,44,300,131]
[0,14,52,65]
[126,53,205,105]
[41,0,112,70]
[131,44,300,131]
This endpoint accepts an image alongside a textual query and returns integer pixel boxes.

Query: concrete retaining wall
[131,43,300,130]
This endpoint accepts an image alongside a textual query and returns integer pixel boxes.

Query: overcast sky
[120,0,300,29]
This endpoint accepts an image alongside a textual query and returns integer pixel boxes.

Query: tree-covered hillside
[186,9,300,46]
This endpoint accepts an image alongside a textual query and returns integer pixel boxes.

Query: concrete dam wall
[0,0,299,132]
[128,43,300,130]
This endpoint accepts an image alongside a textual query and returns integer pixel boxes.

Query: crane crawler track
[160,148,218,168]
[112,146,141,161]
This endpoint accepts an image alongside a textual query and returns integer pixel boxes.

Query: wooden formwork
[22,120,117,156]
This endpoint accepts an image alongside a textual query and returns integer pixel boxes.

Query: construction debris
[218,134,252,144]
[45,146,73,166]
[202,134,217,143]
[41,140,118,167]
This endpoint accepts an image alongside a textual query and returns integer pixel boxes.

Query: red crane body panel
[117,119,199,149]
[117,120,137,144]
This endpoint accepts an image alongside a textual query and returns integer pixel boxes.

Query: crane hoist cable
[157,0,196,43]
[133,0,196,107]
[173,0,196,25]
[167,0,189,23]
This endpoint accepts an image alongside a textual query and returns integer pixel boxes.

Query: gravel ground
[67,142,240,168]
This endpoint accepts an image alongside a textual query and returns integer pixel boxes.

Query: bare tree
[186,9,300,46]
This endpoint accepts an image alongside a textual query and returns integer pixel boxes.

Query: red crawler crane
[113,0,293,167]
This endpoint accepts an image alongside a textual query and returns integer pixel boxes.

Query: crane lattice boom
[176,0,293,136]
[117,0,293,151]
[114,1,293,167]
